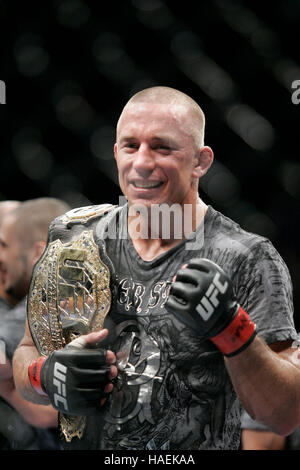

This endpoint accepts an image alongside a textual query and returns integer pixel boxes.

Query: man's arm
[240,399,287,450]
[242,429,286,450]
[165,258,300,436]
[2,335,58,427]
[13,319,51,405]
[0,372,58,428]
[13,318,118,415]
[225,338,300,435]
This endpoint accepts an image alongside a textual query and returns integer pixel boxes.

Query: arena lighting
[226,200,278,241]
[275,59,300,93]
[89,125,115,161]
[92,32,149,92]
[14,142,53,181]
[13,33,50,78]
[11,127,53,181]
[279,161,300,199]
[199,160,241,208]
[132,0,175,29]
[55,94,94,132]
[89,125,119,185]
[226,104,275,152]
[56,0,91,29]
[215,1,300,93]
[171,30,275,152]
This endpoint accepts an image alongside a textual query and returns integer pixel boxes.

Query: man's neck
[128,198,207,261]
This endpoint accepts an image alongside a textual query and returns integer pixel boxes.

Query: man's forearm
[13,344,50,405]
[225,335,300,436]
[1,380,58,428]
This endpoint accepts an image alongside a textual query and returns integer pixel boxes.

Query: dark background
[0,0,299,326]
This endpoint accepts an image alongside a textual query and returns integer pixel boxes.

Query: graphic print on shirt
[105,319,162,427]
[102,275,237,450]
[116,276,171,314]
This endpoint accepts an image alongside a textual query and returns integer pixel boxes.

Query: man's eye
[125,143,137,149]
[157,145,171,152]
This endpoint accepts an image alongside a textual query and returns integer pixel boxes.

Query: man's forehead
[117,102,192,135]
[122,101,189,118]
[0,213,17,236]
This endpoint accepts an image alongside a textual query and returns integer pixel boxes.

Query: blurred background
[0,0,299,325]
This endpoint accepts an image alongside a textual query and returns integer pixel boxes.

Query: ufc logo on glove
[53,362,68,412]
[196,272,228,321]
[165,258,256,357]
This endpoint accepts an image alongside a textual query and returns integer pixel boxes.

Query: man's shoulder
[208,206,271,256]
[47,203,119,243]
[54,203,118,226]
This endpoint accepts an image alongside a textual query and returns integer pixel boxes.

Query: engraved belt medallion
[27,230,112,442]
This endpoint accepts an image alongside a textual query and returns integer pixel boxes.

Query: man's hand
[165,258,256,356]
[28,329,117,415]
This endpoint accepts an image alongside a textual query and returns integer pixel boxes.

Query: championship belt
[27,204,116,442]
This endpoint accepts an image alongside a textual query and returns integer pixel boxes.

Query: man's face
[114,102,201,209]
[0,215,32,302]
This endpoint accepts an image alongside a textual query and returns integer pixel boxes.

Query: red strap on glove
[210,306,256,357]
[28,356,48,396]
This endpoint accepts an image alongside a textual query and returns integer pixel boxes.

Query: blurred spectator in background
[0,201,21,305]
[0,197,70,449]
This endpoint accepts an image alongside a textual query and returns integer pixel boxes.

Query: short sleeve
[233,239,297,344]
[240,409,271,431]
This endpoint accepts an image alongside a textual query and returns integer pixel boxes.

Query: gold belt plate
[27,230,112,442]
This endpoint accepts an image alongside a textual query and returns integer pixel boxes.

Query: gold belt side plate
[27,230,111,442]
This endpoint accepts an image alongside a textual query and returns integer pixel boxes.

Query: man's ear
[193,146,214,178]
[114,143,118,162]
[31,241,46,265]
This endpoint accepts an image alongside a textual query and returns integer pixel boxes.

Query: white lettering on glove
[195,272,228,321]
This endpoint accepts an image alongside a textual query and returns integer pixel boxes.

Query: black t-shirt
[67,205,297,450]
[0,298,26,361]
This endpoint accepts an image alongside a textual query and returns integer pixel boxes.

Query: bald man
[0,198,70,449]
[13,87,299,450]
[0,198,70,305]
[0,201,21,307]
[0,200,21,384]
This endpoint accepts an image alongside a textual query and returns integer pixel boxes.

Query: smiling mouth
[131,181,164,189]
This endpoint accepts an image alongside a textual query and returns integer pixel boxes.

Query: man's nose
[132,144,155,177]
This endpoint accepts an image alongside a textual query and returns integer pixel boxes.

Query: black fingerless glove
[165,258,256,357]
[28,344,111,415]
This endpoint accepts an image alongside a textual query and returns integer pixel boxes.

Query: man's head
[114,86,213,208]
[0,198,70,304]
[0,201,21,304]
